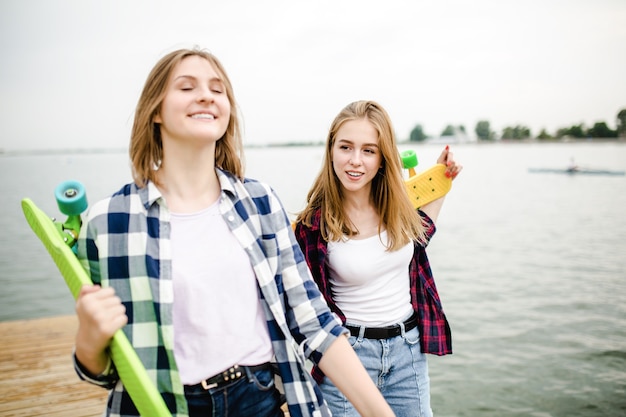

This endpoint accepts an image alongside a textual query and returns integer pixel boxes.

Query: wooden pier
[0,315,107,416]
[0,315,290,416]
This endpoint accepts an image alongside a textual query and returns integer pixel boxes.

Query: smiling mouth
[347,171,363,178]
[190,113,215,120]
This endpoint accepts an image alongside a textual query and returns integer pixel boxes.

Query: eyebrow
[336,138,379,148]
[173,75,224,84]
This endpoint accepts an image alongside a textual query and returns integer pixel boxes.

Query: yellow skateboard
[401,150,452,208]
[22,180,170,417]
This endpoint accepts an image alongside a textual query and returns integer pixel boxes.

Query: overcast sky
[1,0,625,151]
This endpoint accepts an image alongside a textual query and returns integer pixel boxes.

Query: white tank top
[327,231,414,327]
[170,200,273,385]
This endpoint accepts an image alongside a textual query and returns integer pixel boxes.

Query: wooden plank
[0,315,291,416]
[0,315,108,417]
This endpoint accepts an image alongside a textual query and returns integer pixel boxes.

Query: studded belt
[185,362,272,391]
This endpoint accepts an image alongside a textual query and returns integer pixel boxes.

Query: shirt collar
[216,168,238,197]
[137,181,162,210]
[137,169,241,210]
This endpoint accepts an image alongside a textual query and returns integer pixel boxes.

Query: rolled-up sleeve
[270,188,348,365]
[73,351,118,389]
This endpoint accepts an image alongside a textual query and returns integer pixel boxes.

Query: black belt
[345,313,418,340]
[185,363,272,391]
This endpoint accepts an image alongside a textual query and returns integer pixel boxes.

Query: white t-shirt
[170,200,273,385]
[327,231,414,327]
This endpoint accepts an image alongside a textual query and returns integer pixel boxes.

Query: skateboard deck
[21,196,171,416]
[401,149,452,208]
[404,163,452,208]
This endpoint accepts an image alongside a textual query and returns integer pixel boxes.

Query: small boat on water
[529,157,625,176]
[528,167,625,176]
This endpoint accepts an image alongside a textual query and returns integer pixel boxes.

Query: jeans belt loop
[357,324,366,341]
[399,319,407,337]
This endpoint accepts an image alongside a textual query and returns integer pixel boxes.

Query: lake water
[1,142,625,416]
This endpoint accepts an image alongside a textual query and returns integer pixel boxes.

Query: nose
[197,86,215,103]
[349,153,362,166]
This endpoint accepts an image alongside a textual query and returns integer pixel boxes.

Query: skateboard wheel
[401,150,418,169]
[55,180,88,215]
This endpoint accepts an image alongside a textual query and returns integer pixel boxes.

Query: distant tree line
[409,107,626,141]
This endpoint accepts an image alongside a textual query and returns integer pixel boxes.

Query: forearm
[420,195,445,224]
[318,336,395,417]
[75,338,111,376]
[422,145,461,224]
[73,349,118,389]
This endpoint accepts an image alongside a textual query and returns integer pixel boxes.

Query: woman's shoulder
[242,176,273,195]
[241,176,262,186]
[295,207,322,232]
[87,182,143,217]
[216,169,273,197]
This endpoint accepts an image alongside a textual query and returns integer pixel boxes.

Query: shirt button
[228,216,234,221]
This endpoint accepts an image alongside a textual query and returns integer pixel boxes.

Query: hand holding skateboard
[21,180,171,417]
[401,148,457,209]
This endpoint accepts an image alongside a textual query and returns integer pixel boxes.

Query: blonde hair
[297,100,427,250]
[129,48,244,186]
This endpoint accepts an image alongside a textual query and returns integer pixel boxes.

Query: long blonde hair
[129,48,244,186]
[297,100,427,249]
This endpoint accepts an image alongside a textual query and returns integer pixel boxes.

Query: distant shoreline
[1,137,625,156]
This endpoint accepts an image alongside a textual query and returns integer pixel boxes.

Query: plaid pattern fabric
[294,209,452,383]
[74,169,345,417]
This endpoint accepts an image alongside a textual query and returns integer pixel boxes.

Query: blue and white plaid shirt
[74,168,347,417]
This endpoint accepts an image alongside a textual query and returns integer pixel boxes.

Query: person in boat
[294,100,462,416]
[72,48,395,417]
[567,157,580,173]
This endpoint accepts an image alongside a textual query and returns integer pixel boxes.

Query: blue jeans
[320,325,433,417]
[184,367,284,417]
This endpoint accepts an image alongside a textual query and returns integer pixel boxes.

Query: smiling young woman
[295,100,462,417]
[72,49,395,417]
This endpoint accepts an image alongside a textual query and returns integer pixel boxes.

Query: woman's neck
[156,144,221,213]
[342,192,381,239]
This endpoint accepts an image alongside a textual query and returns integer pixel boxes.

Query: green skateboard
[401,150,452,208]
[22,180,170,417]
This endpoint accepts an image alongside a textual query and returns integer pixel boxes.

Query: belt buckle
[201,379,218,390]
[201,365,243,390]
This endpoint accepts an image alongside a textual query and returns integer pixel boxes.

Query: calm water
[1,142,625,416]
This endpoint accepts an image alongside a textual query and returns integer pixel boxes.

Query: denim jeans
[320,325,433,417]
[184,367,284,417]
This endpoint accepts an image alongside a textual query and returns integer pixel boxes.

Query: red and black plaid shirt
[294,209,452,382]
